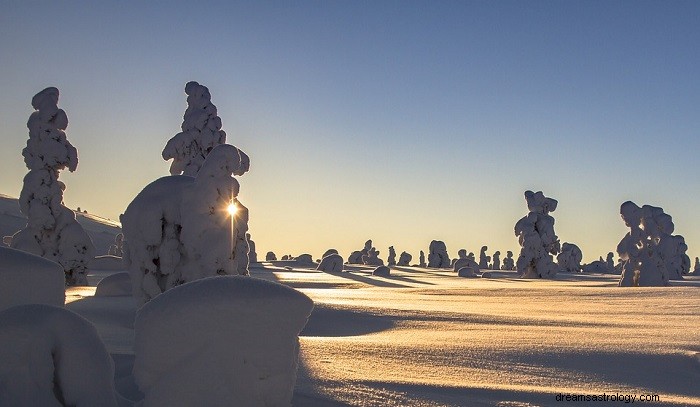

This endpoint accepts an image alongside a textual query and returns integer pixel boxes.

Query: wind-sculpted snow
[617,201,689,286]
[121,144,250,304]
[0,304,118,407]
[133,276,313,407]
[10,87,95,285]
[162,81,227,176]
[515,190,560,278]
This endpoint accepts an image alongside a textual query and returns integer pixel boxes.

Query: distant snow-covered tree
[514,190,560,278]
[11,87,95,286]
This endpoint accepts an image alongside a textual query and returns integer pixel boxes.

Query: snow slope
[0,194,121,255]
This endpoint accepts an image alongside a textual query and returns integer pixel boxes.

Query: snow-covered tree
[162,81,228,176]
[514,190,560,278]
[387,246,396,266]
[122,144,250,304]
[557,242,583,273]
[427,240,450,268]
[11,87,95,286]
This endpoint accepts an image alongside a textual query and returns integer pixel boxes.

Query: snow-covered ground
[66,263,700,407]
[1,201,698,406]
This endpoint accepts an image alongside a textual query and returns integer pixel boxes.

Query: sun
[227,202,238,216]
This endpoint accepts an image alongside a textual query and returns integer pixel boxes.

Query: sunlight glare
[227,202,238,216]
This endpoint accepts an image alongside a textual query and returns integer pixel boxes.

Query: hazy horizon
[2,1,699,262]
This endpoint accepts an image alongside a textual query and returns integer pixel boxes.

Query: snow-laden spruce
[397,251,412,266]
[387,246,396,266]
[0,304,119,407]
[348,239,372,264]
[10,87,95,285]
[162,81,228,176]
[427,240,450,268]
[617,202,689,286]
[246,233,258,263]
[514,190,560,278]
[502,250,515,270]
[133,276,313,407]
[478,246,491,269]
[0,246,65,312]
[557,242,583,273]
[121,144,250,304]
[317,253,344,273]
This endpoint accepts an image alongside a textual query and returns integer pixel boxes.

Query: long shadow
[325,270,410,288]
[382,273,437,286]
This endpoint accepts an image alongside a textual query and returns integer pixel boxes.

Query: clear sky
[1,1,699,263]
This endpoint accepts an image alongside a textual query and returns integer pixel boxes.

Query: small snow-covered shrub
[0,246,64,312]
[0,304,118,407]
[133,276,313,407]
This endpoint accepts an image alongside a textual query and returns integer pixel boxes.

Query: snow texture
[557,242,583,273]
[387,246,396,266]
[162,81,227,176]
[133,276,313,407]
[397,251,412,266]
[0,304,118,407]
[617,201,688,286]
[427,240,450,268]
[317,253,344,273]
[0,246,64,312]
[121,144,250,304]
[247,233,258,263]
[11,87,95,286]
[94,272,132,297]
[515,190,560,278]
[266,251,277,261]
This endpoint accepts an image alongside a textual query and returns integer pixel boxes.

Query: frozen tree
[397,251,412,266]
[294,254,313,264]
[162,81,227,176]
[10,87,95,286]
[387,246,396,266]
[428,240,450,268]
[363,247,384,266]
[514,190,561,278]
[453,254,479,274]
[266,251,277,261]
[492,251,501,270]
[502,250,515,270]
[617,201,677,287]
[246,233,258,263]
[694,257,700,275]
[317,253,343,273]
[419,250,426,267]
[121,144,250,304]
[478,246,491,269]
[322,249,338,258]
[348,239,372,264]
[107,233,124,256]
[557,243,583,273]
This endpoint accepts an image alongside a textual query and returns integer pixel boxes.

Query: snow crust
[0,246,65,311]
[0,304,118,407]
[11,87,95,285]
[133,276,313,407]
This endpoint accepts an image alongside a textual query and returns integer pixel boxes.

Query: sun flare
[227,203,238,216]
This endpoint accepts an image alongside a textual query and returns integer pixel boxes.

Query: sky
[1,1,699,263]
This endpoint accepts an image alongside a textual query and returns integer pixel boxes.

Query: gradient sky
[1,1,699,262]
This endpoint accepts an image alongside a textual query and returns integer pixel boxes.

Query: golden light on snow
[227,202,238,216]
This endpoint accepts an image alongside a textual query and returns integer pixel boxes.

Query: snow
[95,272,131,297]
[121,145,250,304]
[133,276,313,407]
[317,253,344,273]
[515,190,560,278]
[0,304,119,407]
[10,87,95,286]
[0,246,65,311]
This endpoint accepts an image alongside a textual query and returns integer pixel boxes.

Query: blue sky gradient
[1,1,699,262]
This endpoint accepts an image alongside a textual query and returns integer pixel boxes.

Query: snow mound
[457,266,478,277]
[372,266,391,276]
[0,246,64,312]
[0,304,118,407]
[317,253,343,273]
[95,272,131,297]
[133,276,313,407]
